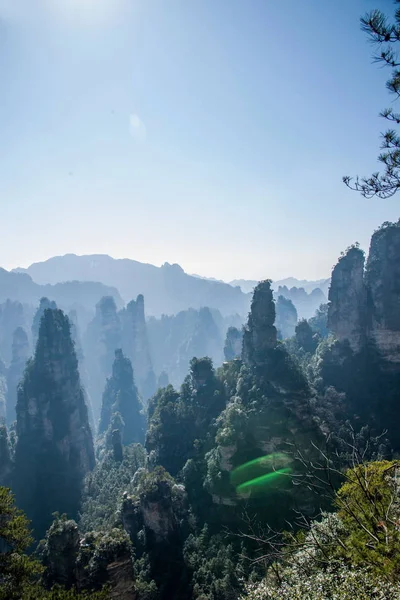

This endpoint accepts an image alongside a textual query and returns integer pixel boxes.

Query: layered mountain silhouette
[14,254,250,317]
[230,277,330,296]
[0,267,122,311]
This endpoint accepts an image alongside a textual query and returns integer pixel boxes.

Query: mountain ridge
[14,254,250,317]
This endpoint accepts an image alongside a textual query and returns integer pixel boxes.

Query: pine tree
[344,4,400,198]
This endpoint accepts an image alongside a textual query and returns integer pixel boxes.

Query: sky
[0,0,399,282]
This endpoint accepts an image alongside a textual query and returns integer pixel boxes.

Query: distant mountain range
[0,267,122,310]
[14,255,250,317]
[11,255,331,320]
[230,277,331,296]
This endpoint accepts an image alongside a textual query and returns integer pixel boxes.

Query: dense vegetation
[1,5,400,596]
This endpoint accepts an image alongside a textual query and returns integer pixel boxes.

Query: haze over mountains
[14,253,328,319]
[0,267,122,311]
[230,277,331,296]
[14,254,250,317]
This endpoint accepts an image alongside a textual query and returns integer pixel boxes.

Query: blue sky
[0,0,399,281]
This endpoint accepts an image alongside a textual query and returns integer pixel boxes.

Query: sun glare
[48,0,124,25]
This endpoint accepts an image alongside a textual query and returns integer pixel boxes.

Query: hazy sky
[1,0,399,282]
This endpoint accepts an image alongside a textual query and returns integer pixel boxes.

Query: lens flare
[236,468,292,493]
[230,453,293,496]
[230,453,292,486]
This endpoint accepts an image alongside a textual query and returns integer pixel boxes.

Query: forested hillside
[3,1,400,599]
[1,219,400,599]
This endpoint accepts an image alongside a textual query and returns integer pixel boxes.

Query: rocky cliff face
[147,306,224,389]
[6,327,30,424]
[0,300,27,364]
[328,222,400,367]
[122,467,188,544]
[99,349,145,445]
[224,326,243,361]
[84,296,122,422]
[276,295,298,339]
[0,425,11,485]
[14,308,95,539]
[0,359,7,423]
[276,285,326,320]
[242,280,277,366]
[31,297,57,348]
[41,516,137,600]
[365,222,400,365]
[121,467,189,599]
[328,246,366,353]
[120,295,156,401]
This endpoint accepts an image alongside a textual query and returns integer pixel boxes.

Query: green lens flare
[236,467,292,493]
[230,453,292,485]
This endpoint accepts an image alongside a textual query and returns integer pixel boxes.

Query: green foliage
[308,303,329,338]
[125,466,191,600]
[295,319,318,354]
[80,443,146,532]
[244,565,400,599]
[21,585,107,599]
[184,526,251,600]
[99,348,145,445]
[0,488,106,600]
[31,297,57,347]
[0,425,11,485]
[243,460,400,599]
[14,308,94,541]
[0,487,43,600]
[336,460,400,577]
[343,5,400,198]
[146,358,225,477]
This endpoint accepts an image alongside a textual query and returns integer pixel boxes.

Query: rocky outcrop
[328,222,400,367]
[99,349,145,445]
[242,280,309,394]
[6,327,30,425]
[0,425,11,485]
[147,307,225,389]
[105,556,137,600]
[328,246,366,353]
[14,308,95,539]
[295,320,318,353]
[223,326,243,361]
[243,279,277,365]
[111,428,123,462]
[276,285,326,320]
[0,300,27,364]
[242,280,277,366]
[121,467,189,599]
[84,296,122,422]
[41,516,137,600]
[365,222,400,365]
[276,296,298,339]
[120,295,156,401]
[42,518,80,588]
[31,297,57,348]
[122,467,188,544]
[0,359,7,423]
